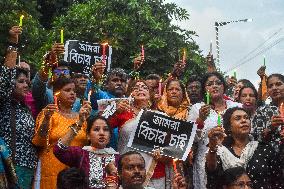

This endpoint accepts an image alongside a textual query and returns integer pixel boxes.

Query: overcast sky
[165,0,284,86]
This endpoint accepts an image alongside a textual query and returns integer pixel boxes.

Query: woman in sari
[33,77,90,189]
[188,72,241,188]
[206,107,283,189]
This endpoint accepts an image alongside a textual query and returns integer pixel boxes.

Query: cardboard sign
[64,40,112,76]
[128,110,196,160]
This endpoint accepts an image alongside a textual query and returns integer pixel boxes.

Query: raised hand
[8,26,22,44]
[171,60,186,78]
[257,65,266,78]
[116,99,130,113]
[91,61,106,82]
[79,101,92,123]
[208,127,226,150]
[198,104,211,121]
[172,173,187,189]
[43,104,58,117]
[133,54,144,70]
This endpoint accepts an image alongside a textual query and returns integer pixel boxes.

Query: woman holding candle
[108,80,151,135]
[252,73,284,153]
[32,77,91,189]
[0,38,37,189]
[188,72,241,189]
[206,107,283,189]
[157,78,190,121]
[108,80,170,188]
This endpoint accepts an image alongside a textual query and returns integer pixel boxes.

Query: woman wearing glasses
[206,107,283,189]
[188,72,241,189]
[221,167,253,189]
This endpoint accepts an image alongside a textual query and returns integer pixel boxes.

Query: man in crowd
[116,151,187,189]
[186,75,202,105]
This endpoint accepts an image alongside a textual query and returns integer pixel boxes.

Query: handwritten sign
[127,110,196,161]
[64,40,112,76]
[98,98,132,118]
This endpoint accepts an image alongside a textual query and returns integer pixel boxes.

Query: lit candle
[217,113,222,127]
[141,45,145,58]
[206,91,210,104]
[54,92,60,106]
[48,68,52,79]
[60,29,64,44]
[233,71,237,79]
[210,40,212,55]
[88,90,92,102]
[173,159,178,173]
[129,93,132,106]
[158,79,162,96]
[102,43,108,64]
[280,102,284,117]
[263,55,266,66]
[19,15,24,27]
[18,55,21,66]
[182,49,186,64]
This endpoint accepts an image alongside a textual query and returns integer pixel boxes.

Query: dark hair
[237,79,254,88]
[166,78,187,99]
[52,77,74,94]
[201,72,227,98]
[186,75,201,87]
[222,107,250,147]
[118,151,145,174]
[86,115,112,136]
[19,59,37,81]
[221,167,248,186]
[57,59,70,68]
[145,74,161,81]
[237,86,258,103]
[16,67,29,79]
[267,73,284,86]
[103,68,128,88]
[126,79,149,96]
[57,167,88,189]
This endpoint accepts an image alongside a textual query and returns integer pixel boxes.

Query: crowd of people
[0,25,283,189]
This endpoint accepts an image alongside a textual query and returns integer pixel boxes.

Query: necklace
[212,101,227,115]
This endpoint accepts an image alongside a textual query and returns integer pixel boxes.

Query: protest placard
[127,110,197,161]
[64,40,112,76]
[98,97,133,118]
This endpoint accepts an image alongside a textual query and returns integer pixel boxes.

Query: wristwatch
[7,45,18,52]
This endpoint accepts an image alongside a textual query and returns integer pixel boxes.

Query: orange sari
[32,111,87,189]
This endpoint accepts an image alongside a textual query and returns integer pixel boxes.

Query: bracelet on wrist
[7,46,18,52]
[69,122,82,135]
[208,147,217,153]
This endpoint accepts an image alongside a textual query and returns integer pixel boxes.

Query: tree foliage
[1,0,206,77]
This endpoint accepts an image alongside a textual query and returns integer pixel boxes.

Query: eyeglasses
[132,85,149,91]
[73,73,89,79]
[205,80,223,87]
[54,69,70,76]
[230,181,253,188]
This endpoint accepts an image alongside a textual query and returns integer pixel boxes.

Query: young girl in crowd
[54,115,119,189]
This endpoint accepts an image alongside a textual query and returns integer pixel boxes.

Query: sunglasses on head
[53,69,70,76]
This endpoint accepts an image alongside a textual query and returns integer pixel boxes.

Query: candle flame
[88,90,92,96]
[159,79,163,82]
[54,92,60,96]
[102,42,108,46]
[173,158,178,162]
[20,15,24,19]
